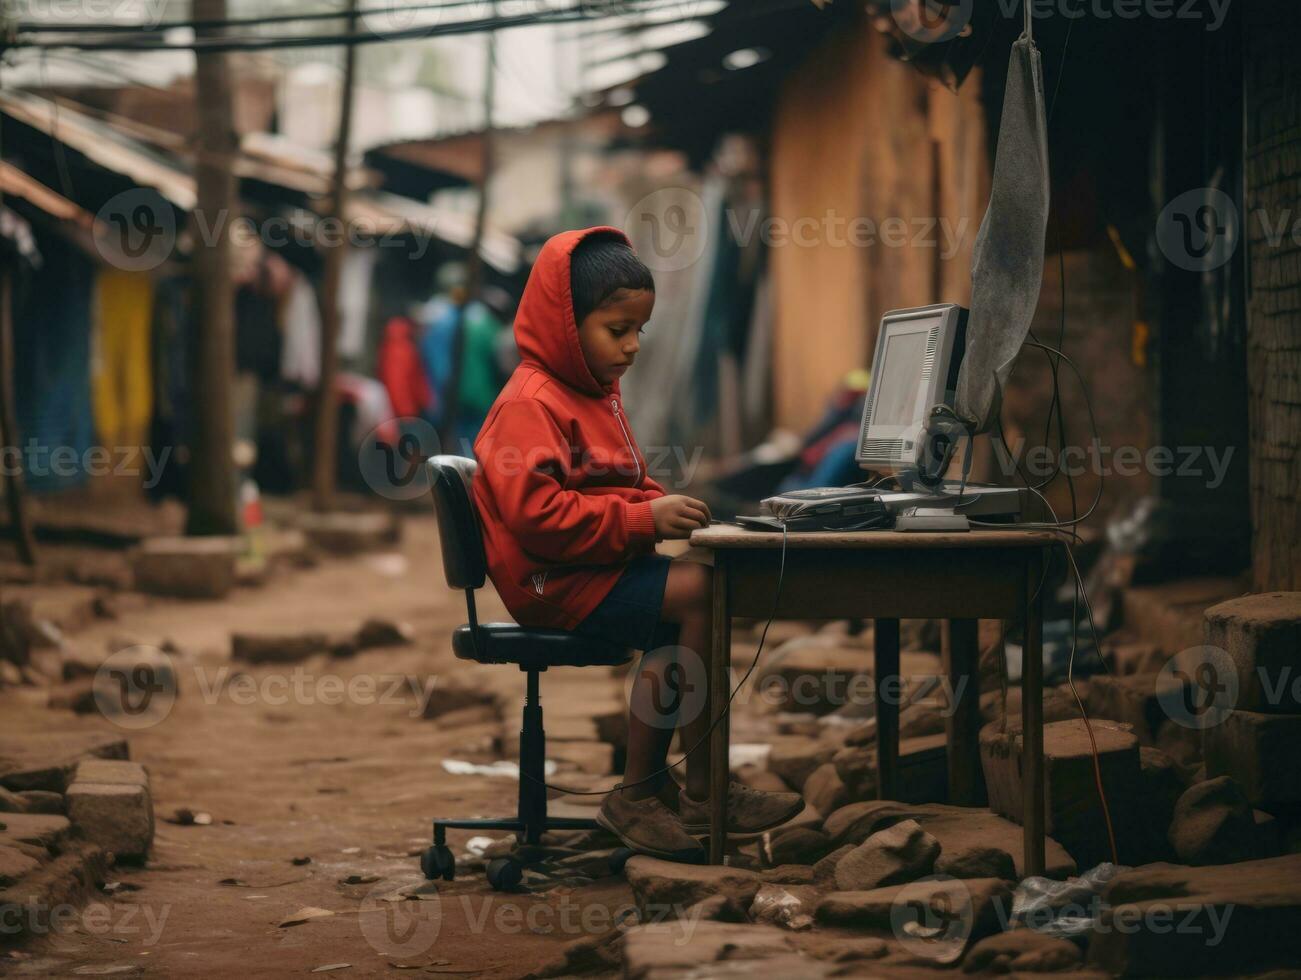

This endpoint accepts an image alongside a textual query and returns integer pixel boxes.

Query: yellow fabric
[92,270,155,449]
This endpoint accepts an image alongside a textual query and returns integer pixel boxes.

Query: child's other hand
[650,495,712,539]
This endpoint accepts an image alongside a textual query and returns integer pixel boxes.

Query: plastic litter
[750,884,813,930]
[1011,862,1128,938]
[440,759,557,779]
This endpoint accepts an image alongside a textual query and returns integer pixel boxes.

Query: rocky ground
[2,513,1300,978]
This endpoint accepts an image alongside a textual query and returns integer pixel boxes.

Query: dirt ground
[2,516,639,978]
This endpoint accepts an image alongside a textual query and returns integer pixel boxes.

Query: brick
[74,760,148,788]
[131,536,241,599]
[1204,592,1301,714]
[65,782,153,861]
[1204,708,1301,807]
[1084,672,1176,743]
[0,733,128,793]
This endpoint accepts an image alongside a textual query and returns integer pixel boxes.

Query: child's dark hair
[570,232,654,325]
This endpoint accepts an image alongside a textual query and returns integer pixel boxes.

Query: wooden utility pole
[311,0,359,511]
[439,10,496,453]
[0,265,36,565]
[187,0,239,535]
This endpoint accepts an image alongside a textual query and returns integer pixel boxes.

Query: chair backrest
[427,455,487,591]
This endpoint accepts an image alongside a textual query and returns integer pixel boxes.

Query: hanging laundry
[337,247,378,363]
[92,268,154,452]
[377,315,433,420]
[280,271,322,388]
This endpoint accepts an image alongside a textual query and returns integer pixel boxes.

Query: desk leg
[943,619,982,805]
[875,618,900,801]
[709,555,732,865]
[1022,551,1046,876]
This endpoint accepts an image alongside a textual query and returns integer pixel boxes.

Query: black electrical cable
[519,521,791,799]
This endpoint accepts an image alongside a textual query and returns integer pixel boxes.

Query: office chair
[420,455,632,890]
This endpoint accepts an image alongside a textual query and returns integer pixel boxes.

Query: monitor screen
[870,327,930,429]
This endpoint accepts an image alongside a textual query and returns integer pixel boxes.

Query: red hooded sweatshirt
[471,227,666,629]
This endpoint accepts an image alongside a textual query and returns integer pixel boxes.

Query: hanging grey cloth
[955,34,1049,434]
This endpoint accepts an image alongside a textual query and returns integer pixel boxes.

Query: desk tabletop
[689,523,1061,550]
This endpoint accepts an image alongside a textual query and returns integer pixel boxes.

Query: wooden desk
[687,524,1058,874]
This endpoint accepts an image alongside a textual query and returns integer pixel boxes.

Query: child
[472,227,804,861]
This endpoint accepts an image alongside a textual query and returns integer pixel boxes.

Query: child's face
[576,288,655,387]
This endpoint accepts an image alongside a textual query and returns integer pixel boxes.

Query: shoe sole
[680,800,806,840]
[595,809,705,864]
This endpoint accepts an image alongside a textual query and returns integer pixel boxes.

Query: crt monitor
[856,303,968,477]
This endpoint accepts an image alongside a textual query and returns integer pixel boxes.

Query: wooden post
[311,0,359,511]
[942,618,982,805]
[1022,549,1046,875]
[439,4,496,454]
[0,264,36,565]
[708,554,732,864]
[186,0,239,536]
[874,618,901,801]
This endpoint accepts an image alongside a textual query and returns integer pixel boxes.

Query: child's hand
[650,495,712,539]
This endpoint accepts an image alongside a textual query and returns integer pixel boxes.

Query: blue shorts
[573,554,681,652]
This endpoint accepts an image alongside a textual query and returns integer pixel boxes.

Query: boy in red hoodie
[473,228,803,861]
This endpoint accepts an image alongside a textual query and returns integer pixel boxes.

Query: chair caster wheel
[421,845,455,881]
[609,848,635,874]
[486,856,523,891]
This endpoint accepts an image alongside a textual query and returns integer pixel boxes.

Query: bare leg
[619,560,714,802]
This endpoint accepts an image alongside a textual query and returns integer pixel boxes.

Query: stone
[131,536,240,599]
[833,819,939,891]
[766,826,832,867]
[354,618,413,649]
[759,865,816,885]
[64,761,152,863]
[815,876,1013,959]
[231,631,331,664]
[1204,592,1301,714]
[0,733,129,793]
[0,844,41,887]
[683,893,749,923]
[16,792,63,815]
[624,856,762,916]
[822,800,1076,879]
[47,677,97,713]
[1123,578,1239,656]
[766,737,836,792]
[1091,853,1301,977]
[1101,637,1165,676]
[963,928,1082,973]
[1083,672,1171,743]
[802,763,848,816]
[830,745,876,801]
[749,883,817,930]
[420,680,497,721]
[1168,776,1269,865]
[1204,708,1301,807]
[981,717,1143,867]
[755,635,873,715]
[0,813,72,850]
[935,845,1016,881]
[621,921,808,980]
[979,685,1079,728]
[294,511,400,554]
[812,844,854,885]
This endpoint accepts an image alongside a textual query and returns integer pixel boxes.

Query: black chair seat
[452,623,633,669]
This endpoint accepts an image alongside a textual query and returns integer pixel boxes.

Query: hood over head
[513,225,635,397]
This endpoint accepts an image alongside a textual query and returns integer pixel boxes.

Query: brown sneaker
[655,772,683,813]
[678,781,805,838]
[596,788,705,863]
